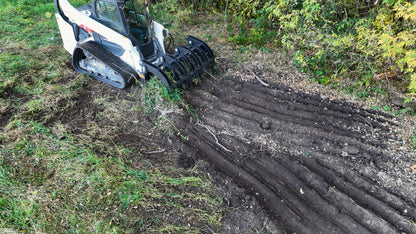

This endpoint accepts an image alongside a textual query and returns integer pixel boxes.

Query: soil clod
[260,120,272,130]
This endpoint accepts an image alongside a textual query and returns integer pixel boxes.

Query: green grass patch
[142,77,183,114]
[1,120,223,232]
[0,0,225,232]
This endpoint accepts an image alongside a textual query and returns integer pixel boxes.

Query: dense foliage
[166,0,416,96]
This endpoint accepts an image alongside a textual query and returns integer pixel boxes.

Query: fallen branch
[147,149,166,154]
[197,123,232,153]
[205,71,218,80]
[242,64,270,87]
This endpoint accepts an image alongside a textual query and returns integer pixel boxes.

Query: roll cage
[90,0,151,44]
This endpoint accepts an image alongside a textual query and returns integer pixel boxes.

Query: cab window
[95,1,123,33]
[96,1,121,24]
[124,0,150,44]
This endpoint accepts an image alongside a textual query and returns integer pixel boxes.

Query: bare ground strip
[175,77,416,233]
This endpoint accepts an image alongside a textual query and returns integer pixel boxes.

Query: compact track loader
[54,0,215,89]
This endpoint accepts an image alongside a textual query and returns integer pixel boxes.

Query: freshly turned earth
[169,60,416,233]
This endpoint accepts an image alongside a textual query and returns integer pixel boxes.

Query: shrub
[217,0,416,96]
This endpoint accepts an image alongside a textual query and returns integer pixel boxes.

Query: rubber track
[76,41,137,88]
[178,78,416,233]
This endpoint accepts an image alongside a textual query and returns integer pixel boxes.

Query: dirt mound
[173,75,416,233]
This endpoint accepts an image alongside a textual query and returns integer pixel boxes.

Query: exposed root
[147,149,166,154]
[240,64,270,87]
[197,123,233,153]
[205,71,218,80]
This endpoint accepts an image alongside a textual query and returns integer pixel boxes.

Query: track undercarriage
[72,41,138,89]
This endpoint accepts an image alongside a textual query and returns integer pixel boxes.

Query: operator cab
[91,0,155,58]
[123,0,150,44]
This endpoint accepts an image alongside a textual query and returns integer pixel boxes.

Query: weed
[411,133,416,149]
[383,105,392,112]
[220,0,416,99]
[205,32,213,41]
[1,119,221,231]
[394,108,409,117]
[166,176,204,186]
[185,104,200,121]
[357,90,371,100]
[142,77,182,114]
[296,152,312,158]
[238,46,250,54]
[150,0,193,27]
[157,115,189,141]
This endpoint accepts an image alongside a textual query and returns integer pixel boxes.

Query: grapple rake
[146,36,215,89]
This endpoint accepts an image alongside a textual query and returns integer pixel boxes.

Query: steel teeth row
[158,35,215,89]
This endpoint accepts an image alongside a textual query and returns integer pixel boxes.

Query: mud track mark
[175,77,416,233]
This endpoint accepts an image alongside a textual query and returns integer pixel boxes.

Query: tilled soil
[173,73,416,233]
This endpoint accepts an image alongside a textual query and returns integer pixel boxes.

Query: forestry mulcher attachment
[54,0,215,89]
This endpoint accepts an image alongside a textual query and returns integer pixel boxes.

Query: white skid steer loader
[55,0,215,89]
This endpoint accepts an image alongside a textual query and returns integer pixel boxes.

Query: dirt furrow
[299,157,415,233]
[189,92,389,165]
[194,123,404,233]
[251,82,395,127]
[176,76,415,233]
[183,128,313,233]
[243,156,371,233]
[315,158,416,220]
[204,77,395,129]
[188,82,390,151]
[276,154,400,233]
[221,97,387,150]
[231,85,384,134]
[181,123,404,233]
[242,159,345,233]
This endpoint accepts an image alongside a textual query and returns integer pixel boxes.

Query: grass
[0,0,225,232]
[142,77,183,114]
[1,87,223,232]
